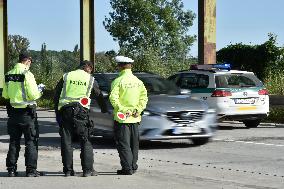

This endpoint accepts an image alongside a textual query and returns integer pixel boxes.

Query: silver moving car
[90,72,217,145]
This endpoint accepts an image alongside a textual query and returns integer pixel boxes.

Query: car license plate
[173,126,201,134]
[234,98,256,104]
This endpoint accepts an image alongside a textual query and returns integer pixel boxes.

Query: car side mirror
[180,89,191,95]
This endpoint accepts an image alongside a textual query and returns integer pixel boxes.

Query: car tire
[243,120,261,128]
[191,138,209,146]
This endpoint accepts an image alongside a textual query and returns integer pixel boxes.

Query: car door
[89,75,113,133]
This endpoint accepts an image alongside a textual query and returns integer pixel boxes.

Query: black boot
[117,169,133,175]
[26,169,41,177]
[7,167,18,177]
[83,170,98,177]
[64,170,76,177]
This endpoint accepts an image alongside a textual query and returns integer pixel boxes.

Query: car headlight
[142,110,161,116]
[206,108,216,114]
[143,110,153,116]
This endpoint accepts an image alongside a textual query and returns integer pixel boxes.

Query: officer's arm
[136,82,148,114]
[2,76,12,116]
[90,80,108,113]
[25,72,42,100]
[109,79,127,113]
[2,79,9,99]
[54,78,63,114]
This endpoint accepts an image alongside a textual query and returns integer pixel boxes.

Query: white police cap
[115,56,134,63]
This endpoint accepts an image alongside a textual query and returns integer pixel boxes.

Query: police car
[168,63,269,128]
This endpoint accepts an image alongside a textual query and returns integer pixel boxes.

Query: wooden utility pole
[80,0,95,64]
[0,0,7,89]
[198,0,216,64]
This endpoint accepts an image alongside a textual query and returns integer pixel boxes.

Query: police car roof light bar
[212,63,231,70]
[189,63,231,71]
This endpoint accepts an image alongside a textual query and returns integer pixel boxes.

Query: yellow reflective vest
[58,69,94,110]
[109,69,148,123]
[2,63,42,108]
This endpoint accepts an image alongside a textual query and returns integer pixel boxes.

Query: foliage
[133,47,196,77]
[7,35,30,70]
[95,52,117,72]
[217,33,284,80]
[263,59,284,95]
[37,98,54,109]
[264,107,284,123]
[104,0,196,60]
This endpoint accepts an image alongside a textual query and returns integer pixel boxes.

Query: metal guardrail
[269,95,284,108]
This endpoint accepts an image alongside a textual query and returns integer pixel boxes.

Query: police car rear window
[215,74,263,88]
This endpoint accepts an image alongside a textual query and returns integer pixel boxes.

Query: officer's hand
[38,83,46,93]
[132,109,139,118]
[125,110,131,118]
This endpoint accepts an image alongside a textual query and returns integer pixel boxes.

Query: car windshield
[215,73,263,88]
[138,76,180,95]
[95,73,180,95]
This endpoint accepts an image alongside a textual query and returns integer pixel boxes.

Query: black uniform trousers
[114,121,139,171]
[6,109,39,171]
[59,104,94,173]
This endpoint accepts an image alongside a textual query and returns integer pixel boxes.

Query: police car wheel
[191,138,209,146]
[243,120,261,128]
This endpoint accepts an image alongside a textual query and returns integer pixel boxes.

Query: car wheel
[191,138,209,146]
[243,120,261,128]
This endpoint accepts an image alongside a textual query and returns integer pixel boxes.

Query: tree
[217,33,283,79]
[7,35,30,69]
[103,0,196,60]
[40,43,52,76]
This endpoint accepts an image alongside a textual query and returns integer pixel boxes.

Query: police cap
[114,56,134,64]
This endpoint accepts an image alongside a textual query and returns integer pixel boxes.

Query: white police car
[168,63,269,128]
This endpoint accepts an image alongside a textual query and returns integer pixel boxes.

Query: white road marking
[214,138,284,147]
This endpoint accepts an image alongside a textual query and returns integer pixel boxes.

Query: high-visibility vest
[58,69,94,110]
[2,63,42,108]
[109,69,148,123]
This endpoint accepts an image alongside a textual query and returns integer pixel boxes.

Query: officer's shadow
[0,171,117,177]
[43,171,117,176]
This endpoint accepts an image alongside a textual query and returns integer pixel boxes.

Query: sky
[7,0,284,57]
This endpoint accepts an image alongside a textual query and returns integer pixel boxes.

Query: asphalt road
[0,108,283,189]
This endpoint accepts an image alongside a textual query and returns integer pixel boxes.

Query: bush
[217,33,284,80]
[264,107,284,123]
[264,69,284,95]
[37,98,54,109]
[263,59,284,95]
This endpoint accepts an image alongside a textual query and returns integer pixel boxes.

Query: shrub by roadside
[264,107,284,124]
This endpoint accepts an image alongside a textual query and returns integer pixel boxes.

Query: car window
[139,77,180,95]
[93,75,111,92]
[94,73,180,95]
[215,74,263,88]
[177,73,209,89]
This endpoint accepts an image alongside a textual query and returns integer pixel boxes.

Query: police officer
[54,60,107,177]
[2,52,43,177]
[109,56,148,175]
